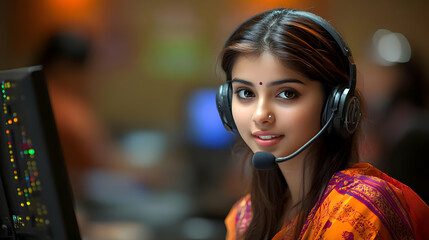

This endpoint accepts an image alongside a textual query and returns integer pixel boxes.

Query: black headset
[216,9,361,138]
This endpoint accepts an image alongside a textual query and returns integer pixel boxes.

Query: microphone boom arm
[275,110,335,163]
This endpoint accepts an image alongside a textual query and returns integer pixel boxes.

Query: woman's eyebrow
[267,79,306,87]
[230,78,253,86]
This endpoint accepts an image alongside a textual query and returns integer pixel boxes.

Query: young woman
[216,8,428,240]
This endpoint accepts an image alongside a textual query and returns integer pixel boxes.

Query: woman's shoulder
[329,162,408,200]
[301,162,417,239]
[330,162,425,220]
[225,194,252,240]
[336,162,429,240]
[324,162,417,207]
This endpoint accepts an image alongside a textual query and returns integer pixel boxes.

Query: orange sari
[225,163,429,240]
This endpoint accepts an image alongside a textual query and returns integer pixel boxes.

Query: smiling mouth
[256,135,282,140]
[253,134,284,147]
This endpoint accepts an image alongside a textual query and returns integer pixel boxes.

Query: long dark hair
[221,8,361,239]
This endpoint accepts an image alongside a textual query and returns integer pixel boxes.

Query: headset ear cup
[335,87,361,138]
[216,83,236,132]
[342,94,361,136]
[321,86,341,134]
[322,86,361,138]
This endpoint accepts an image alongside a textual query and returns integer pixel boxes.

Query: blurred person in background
[217,8,428,240]
[359,29,429,204]
[35,31,127,198]
[34,31,194,240]
[35,31,178,194]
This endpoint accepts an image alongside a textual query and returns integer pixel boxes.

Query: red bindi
[259,82,263,85]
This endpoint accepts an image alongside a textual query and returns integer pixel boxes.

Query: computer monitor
[0,66,81,239]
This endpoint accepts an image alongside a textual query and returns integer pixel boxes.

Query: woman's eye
[236,89,255,99]
[278,90,297,99]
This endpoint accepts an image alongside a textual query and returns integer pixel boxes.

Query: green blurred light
[28,149,35,155]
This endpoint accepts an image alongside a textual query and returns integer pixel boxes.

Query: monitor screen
[0,66,81,239]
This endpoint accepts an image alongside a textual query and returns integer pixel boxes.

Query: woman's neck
[278,151,314,207]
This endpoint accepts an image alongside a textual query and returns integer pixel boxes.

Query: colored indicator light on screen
[24,150,28,155]
[8,120,12,124]
[29,149,35,155]
[6,130,9,134]
[14,118,18,122]
[26,202,30,206]
[3,95,5,98]
[26,216,30,221]
[20,203,24,207]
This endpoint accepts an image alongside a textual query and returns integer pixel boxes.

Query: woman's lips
[252,132,284,147]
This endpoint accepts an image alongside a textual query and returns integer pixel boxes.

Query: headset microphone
[252,111,335,170]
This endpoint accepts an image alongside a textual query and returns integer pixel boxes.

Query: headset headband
[292,10,356,91]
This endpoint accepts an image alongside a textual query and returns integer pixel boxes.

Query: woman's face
[231,53,325,159]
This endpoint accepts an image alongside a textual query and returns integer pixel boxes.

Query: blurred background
[0,0,428,239]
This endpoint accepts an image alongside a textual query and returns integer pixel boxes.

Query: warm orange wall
[7,0,103,65]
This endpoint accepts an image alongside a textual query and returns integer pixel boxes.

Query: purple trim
[337,175,395,237]
[334,172,413,239]
[358,175,412,237]
[299,171,413,239]
[384,179,414,233]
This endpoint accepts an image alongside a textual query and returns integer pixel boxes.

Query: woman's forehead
[231,53,312,84]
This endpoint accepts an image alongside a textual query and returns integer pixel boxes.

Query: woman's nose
[253,98,274,125]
